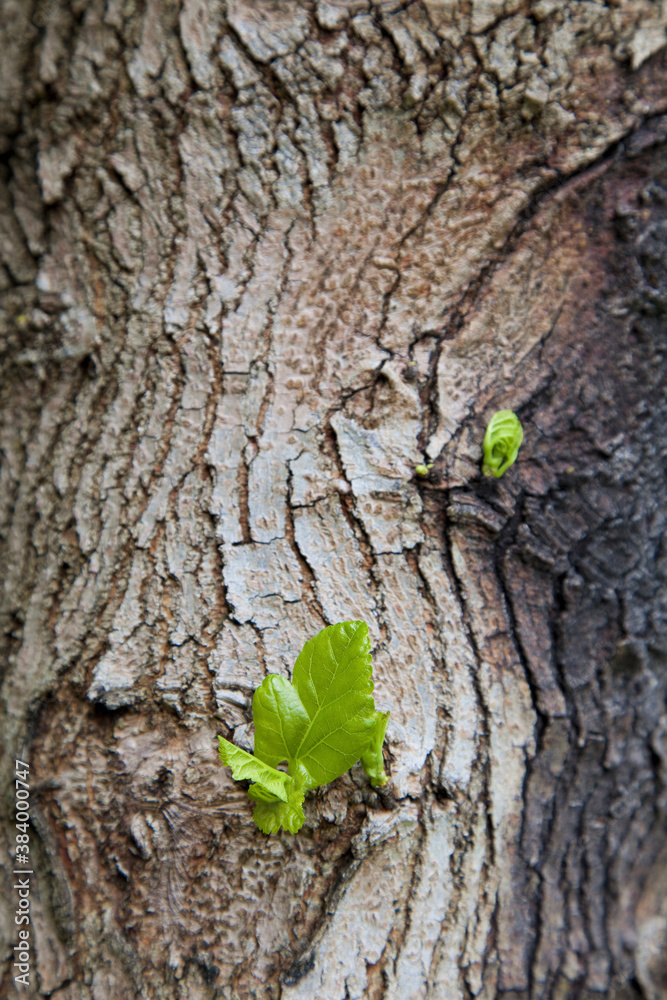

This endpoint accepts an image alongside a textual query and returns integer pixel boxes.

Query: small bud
[482,410,523,478]
[415,463,433,477]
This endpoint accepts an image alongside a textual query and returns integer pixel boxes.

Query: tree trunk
[1,2,666,998]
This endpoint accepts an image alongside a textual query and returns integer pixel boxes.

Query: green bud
[482,410,523,478]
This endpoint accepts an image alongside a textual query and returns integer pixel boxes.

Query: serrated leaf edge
[218,736,290,803]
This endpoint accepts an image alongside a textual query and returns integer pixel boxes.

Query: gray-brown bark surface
[1,1,666,998]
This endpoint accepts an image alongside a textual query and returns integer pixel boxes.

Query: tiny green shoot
[415,463,433,477]
[482,410,523,478]
[218,621,389,835]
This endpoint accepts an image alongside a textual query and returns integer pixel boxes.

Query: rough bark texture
[1,1,667,998]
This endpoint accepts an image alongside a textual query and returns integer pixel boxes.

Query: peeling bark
[1,2,666,998]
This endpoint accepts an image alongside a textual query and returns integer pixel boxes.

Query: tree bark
[1,1,667,998]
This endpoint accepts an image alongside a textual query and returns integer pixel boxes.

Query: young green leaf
[218,621,389,835]
[252,621,377,788]
[251,674,311,777]
[289,619,377,787]
[217,737,290,802]
[248,780,307,835]
[360,711,390,787]
[482,409,523,478]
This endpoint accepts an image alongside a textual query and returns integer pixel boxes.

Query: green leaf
[482,410,523,478]
[252,674,310,773]
[218,621,390,835]
[253,620,377,787]
[248,780,306,835]
[292,620,377,785]
[360,711,390,787]
[217,737,290,803]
